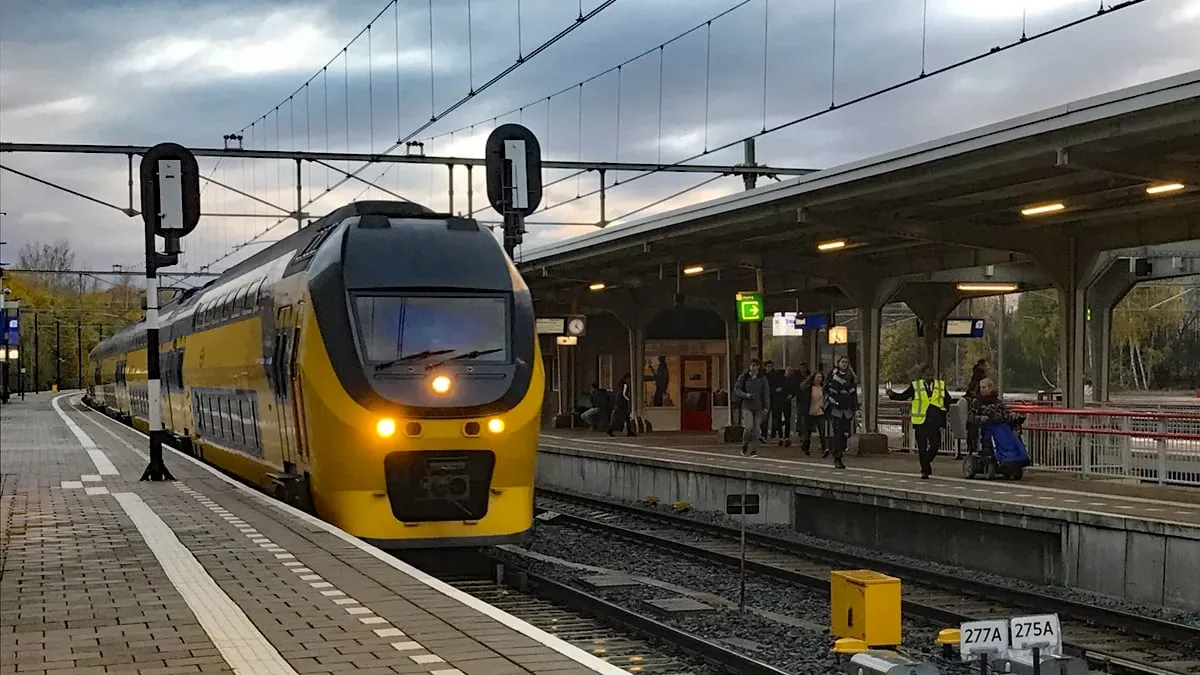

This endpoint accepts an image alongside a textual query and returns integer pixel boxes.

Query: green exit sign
[736,292,764,323]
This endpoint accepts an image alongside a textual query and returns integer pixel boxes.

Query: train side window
[175,351,184,388]
[233,286,249,316]
[214,396,224,440]
[236,397,247,448]
[297,225,334,259]
[206,394,215,436]
[251,398,261,451]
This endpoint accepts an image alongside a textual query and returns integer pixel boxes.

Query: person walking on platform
[886,366,953,479]
[607,373,637,437]
[964,359,988,457]
[734,358,771,457]
[823,356,856,469]
[767,362,790,445]
[798,370,828,457]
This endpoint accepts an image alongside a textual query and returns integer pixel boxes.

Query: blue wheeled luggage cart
[962,418,1030,480]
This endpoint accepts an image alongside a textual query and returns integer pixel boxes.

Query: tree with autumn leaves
[879,284,1199,394]
[2,241,143,391]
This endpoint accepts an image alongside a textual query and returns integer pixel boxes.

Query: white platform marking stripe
[52,393,119,475]
[112,492,298,675]
[82,398,636,675]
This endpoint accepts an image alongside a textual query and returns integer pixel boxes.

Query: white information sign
[771,312,804,337]
[1009,614,1062,653]
[959,619,1009,660]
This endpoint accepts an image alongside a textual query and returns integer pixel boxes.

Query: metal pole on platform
[138,142,201,482]
[141,212,174,480]
[55,318,61,389]
[32,313,38,392]
[738,477,748,612]
[997,294,1006,394]
[76,319,82,389]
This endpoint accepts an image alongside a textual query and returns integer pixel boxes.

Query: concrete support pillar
[899,284,967,379]
[1085,256,1136,402]
[632,325,647,418]
[803,329,819,370]
[747,267,765,362]
[1031,233,1099,409]
[837,277,901,433]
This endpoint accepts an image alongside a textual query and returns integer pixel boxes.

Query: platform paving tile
[0,406,233,675]
[3,394,611,674]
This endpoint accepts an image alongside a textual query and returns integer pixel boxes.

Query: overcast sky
[1,0,1198,282]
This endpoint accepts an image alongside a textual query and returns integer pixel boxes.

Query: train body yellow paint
[86,201,543,548]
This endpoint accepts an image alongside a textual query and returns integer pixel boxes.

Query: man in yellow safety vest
[886,367,954,479]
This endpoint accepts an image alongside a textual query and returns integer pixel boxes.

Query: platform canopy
[518,71,1200,312]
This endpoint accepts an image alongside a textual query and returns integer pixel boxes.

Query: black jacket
[824,369,858,412]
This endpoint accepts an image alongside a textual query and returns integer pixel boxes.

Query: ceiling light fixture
[1020,202,1065,216]
[588,282,606,291]
[817,240,846,252]
[957,282,1019,293]
[683,265,705,276]
[1146,182,1185,195]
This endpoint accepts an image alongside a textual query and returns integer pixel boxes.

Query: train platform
[537,430,1200,613]
[540,429,1200,519]
[0,392,627,675]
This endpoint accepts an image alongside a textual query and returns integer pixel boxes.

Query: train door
[288,303,309,460]
[273,305,297,471]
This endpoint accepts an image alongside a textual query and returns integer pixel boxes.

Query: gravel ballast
[493,523,980,675]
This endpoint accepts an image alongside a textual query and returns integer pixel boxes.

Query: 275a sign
[1010,613,1061,651]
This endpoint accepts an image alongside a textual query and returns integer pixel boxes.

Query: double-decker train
[86,200,543,549]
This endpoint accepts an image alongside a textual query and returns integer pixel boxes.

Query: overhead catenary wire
[194,1,618,272]
[530,0,1149,219]
[233,0,398,135]
[409,0,752,147]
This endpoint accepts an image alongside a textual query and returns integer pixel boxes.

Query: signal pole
[139,143,201,482]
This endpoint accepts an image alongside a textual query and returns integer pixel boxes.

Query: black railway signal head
[140,142,201,238]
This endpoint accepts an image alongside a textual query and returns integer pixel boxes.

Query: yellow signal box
[830,570,902,648]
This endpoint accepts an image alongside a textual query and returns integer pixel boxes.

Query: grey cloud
[2,0,1198,272]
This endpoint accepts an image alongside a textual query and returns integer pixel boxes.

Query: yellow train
[86,200,544,549]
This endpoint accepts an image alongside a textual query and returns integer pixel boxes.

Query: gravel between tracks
[495,523,979,675]
[544,486,1200,628]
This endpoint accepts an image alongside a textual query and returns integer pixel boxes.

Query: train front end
[300,201,543,548]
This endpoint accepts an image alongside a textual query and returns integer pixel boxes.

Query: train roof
[89,200,440,359]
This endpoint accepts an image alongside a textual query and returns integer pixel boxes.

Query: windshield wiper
[424,348,504,371]
[374,348,456,372]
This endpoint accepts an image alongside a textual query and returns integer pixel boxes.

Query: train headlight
[487,418,505,434]
[430,375,452,394]
[376,418,397,438]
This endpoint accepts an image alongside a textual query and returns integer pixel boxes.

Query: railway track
[535,488,1200,675]
[429,551,793,675]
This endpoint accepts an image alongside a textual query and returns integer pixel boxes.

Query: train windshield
[354,295,510,365]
